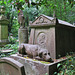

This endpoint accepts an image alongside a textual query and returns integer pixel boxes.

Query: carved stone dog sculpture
[38,48,53,62]
[18,43,53,62]
[18,10,25,28]
[18,44,38,58]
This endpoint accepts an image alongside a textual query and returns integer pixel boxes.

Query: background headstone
[0,6,9,46]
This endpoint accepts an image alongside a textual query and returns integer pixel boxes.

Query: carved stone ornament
[29,14,57,27]
[36,16,47,24]
[37,33,47,48]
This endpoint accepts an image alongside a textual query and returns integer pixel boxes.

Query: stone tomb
[29,14,75,59]
[0,57,25,75]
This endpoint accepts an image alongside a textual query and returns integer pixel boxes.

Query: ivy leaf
[4,1,7,5]
[8,0,12,3]
[0,1,2,3]
[20,0,23,2]
[57,63,61,68]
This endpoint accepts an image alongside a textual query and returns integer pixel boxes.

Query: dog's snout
[47,54,51,59]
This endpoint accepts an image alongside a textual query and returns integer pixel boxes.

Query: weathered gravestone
[29,14,75,59]
[0,57,25,75]
[0,6,9,46]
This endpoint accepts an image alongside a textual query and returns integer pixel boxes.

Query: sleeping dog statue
[18,43,53,62]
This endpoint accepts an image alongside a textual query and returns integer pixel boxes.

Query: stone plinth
[0,49,13,54]
[29,14,75,59]
[18,28,28,45]
[0,15,9,46]
[10,54,68,75]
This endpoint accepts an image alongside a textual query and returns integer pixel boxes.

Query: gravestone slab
[0,57,25,75]
[29,14,75,59]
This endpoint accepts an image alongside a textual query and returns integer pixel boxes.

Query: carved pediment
[30,15,57,27]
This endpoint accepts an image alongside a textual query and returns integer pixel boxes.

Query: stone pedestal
[18,28,28,45]
[0,15,9,46]
[10,54,68,75]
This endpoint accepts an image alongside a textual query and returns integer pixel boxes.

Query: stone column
[0,6,9,46]
[18,28,28,45]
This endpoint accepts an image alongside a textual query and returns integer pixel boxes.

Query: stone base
[0,39,9,47]
[0,49,13,54]
[10,54,68,75]
[18,28,28,45]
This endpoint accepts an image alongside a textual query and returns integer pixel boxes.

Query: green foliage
[38,0,75,23]
[8,36,17,44]
[11,18,19,37]
[23,4,39,21]
[0,36,19,58]
[0,43,19,58]
[54,56,75,75]
[0,0,74,37]
[45,73,48,75]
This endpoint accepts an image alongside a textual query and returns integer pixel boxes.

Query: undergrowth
[54,56,75,75]
[0,37,19,58]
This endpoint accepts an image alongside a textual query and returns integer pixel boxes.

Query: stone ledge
[0,49,13,54]
[10,54,70,75]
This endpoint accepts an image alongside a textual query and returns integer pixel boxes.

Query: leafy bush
[8,35,18,44]
[54,56,75,75]
[0,42,19,58]
[11,18,19,37]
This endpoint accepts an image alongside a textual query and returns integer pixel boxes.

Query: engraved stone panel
[30,15,55,27]
[37,32,47,48]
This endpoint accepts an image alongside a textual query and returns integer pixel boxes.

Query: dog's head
[39,49,53,62]
[18,45,26,55]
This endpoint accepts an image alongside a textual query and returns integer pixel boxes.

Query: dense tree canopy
[0,0,75,36]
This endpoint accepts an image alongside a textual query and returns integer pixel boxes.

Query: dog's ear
[22,45,25,49]
[22,45,27,55]
[39,52,43,58]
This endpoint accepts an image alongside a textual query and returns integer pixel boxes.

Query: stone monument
[29,14,75,59]
[0,6,9,47]
[18,10,28,45]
